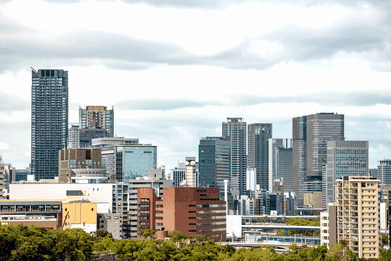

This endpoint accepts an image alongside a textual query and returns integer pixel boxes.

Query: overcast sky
[1,0,391,171]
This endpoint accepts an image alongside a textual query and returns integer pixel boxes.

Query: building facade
[137,187,226,241]
[31,69,68,180]
[198,137,230,198]
[248,123,272,191]
[222,118,247,198]
[324,140,368,206]
[268,138,292,193]
[292,113,344,206]
[336,176,379,259]
[377,160,391,186]
[79,106,114,137]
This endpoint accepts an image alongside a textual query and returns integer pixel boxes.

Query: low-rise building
[137,187,226,241]
[62,200,97,233]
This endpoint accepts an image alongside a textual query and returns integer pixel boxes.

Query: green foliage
[0,224,93,261]
[141,229,156,239]
[168,230,189,242]
[277,230,285,236]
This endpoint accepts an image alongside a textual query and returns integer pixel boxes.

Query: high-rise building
[31,69,68,180]
[185,157,197,187]
[268,138,292,192]
[79,106,114,137]
[248,123,272,191]
[324,140,368,206]
[336,176,379,259]
[292,113,344,206]
[222,118,247,198]
[377,160,391,186]
[67,125,80,149]
[198,137,230,198]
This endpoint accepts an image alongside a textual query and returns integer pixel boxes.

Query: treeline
[1,225,391,261]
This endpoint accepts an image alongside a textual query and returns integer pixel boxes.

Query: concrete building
[79,106,114,138]
[198,137,230,198]
[137,187,226,241]
[377,160,391,186]
[324,140,368,207]
[68,124,80,149]
[62,201,97,233]
[336,176,380,259]
[248,123,272,191]
[185,157,197,187]
[97,213,121,239]
[31,69,68,180]
[170,162,186,187]
[58,148,106,183]
[292,113,344,207]
[269,138,292,192]
[0,162,6,198]
[222,118,247,198]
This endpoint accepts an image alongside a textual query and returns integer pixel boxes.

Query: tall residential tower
[222,118,247,198]
[31,69,68,180]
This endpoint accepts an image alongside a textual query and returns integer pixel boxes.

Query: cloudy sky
[1,0,391,171]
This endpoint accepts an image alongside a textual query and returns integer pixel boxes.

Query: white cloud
[0,142,10,150]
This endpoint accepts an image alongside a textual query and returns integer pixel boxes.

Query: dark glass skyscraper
[248,123,272,191]
[222,118,247,198]
[292,113,344,207]
[31,69,68,180]
[198,137,230,198]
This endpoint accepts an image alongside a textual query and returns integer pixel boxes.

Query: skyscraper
[31,69,68,180]
[377,160,391,186]
[248,123,272,191]
[292,113,344,207]
[268,138,292,192]
[324,140,368,206]
[222,118,246,198]
[79,106,114,137]
[198,137,230,198]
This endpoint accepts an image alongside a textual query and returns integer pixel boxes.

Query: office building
[324,140,368,206]
[58,148,106,183]
[92,138,155,182]
[137,187,226,241]
[222,118,247,198]
[268,138,292,192]
[185,157,197,187]
[377,160,391,186]
[292,113,344,206]
[170,162,186,187]
[79,106,114,137]
[274,147,293,193]
[336,176,379,259]
[248,123,272,191]
[198,137,230,198]
[68,125,108,149]
[31,69,68,180]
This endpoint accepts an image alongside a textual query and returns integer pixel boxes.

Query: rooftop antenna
[31,67,38,74]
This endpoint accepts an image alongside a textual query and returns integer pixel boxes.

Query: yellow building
[303,192,322,208]
[337,176,379,259]
[62,201,97,234]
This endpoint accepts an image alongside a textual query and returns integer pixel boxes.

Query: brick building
[137,187,226,241]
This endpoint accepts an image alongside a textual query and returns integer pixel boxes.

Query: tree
[141,229,156,239]
[168,231,189,242]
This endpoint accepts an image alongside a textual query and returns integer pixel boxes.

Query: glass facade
[31,69,68,180]
[198,137,230,198]
[116,146,157,183]
[292,113,344,206]
[325,140,368,206]
[248,123,272,191]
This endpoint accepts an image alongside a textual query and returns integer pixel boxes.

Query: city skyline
[2,0,391,172]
